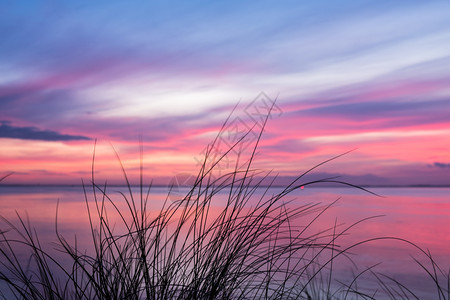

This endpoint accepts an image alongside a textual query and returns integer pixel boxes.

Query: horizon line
[1,184,450,188]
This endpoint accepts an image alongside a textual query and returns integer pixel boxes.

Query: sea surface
[0,185,449,298]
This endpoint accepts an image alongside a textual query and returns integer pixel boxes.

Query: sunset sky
[1,1,450,186]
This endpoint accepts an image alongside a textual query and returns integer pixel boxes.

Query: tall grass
[0,109,449,299]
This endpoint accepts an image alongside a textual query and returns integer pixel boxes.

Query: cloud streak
[0,121,91,141]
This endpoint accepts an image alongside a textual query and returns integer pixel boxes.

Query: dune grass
[0,109,449,299]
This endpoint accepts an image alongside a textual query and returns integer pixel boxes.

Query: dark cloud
[434,162,450,168]
[0,121,91,141]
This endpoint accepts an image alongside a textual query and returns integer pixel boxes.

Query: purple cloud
[0,121,91,141]
[434,162,450,168]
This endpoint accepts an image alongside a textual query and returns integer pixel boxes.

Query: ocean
[1,185,449,298]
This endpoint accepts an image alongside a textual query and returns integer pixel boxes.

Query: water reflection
[0,186,449,298]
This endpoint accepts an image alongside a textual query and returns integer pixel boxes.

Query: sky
[1,0,450,186]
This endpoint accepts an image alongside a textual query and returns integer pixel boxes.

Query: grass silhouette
[0,109,449,299]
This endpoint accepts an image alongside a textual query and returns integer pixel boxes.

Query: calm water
[1,185,449,298]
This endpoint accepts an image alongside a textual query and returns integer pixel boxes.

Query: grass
[0,108,449,299]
